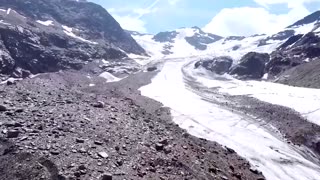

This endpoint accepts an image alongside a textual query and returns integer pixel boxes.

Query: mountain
[1,2,320,180]
[131,11,320,59]
[0,0,146,79]
[129,26,223,57]
[131,10,320,82]
[288,10,320,28]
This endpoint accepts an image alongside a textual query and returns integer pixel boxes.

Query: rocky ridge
[0,0,146,79]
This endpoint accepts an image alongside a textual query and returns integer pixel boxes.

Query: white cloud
[203,1,313,36]
[168,0,181,5]
[112,14,147,33]
[106,0,163,32]
[254,0,319,8]
[133,7,158,18]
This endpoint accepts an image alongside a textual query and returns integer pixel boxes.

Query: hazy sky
[90,0,320,36]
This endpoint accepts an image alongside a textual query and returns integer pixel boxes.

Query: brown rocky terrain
[276,58,320,89]
[0,69,265,180]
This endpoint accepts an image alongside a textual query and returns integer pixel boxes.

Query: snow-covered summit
[129,26,223,58]
[130,11,320,62]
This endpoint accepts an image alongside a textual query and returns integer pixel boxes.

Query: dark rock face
[151,27,222,51]
[267,32,320,77]
[0,0,145,55]
[229,52,269,79]
[0,0,145,78]
[266,53,301,77]
[162,44,173,55]
[223,36,246,42]
[195,56,233,75]
[184,27,222,50]
[277,34,304,50]
[0,37,15,74]
[258,30,295,47]
[153,31,178,43]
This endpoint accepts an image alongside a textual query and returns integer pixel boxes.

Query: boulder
[100,174,113,180]
[146,66,157,72]
[195,56,233,75]
[6,78,17,85]
[229,52,269,79]
[7,130,20,138]
[0,104,7,111]
[11,68,32,78]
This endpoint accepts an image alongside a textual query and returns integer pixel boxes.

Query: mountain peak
[288,10,320,28]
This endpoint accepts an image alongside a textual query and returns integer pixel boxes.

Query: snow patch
[6,8,11,15]
[0,77,22,85]
[99,72,121,82]
[30,74,40,79]
[36,20,54,26]
[0,20,10,25]
[62,25,98,44]
[262,73,268,80]
[101,59,109,64]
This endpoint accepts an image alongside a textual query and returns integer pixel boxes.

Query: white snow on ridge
[205,35,281,61]
[131,20,320,64]
[62,25,98,44]
[131,28,282,63]
[132,34,166,58]
[62,25,73,32]
[36,20,54,26]
[176,27,198,37]
[140,58,320,180]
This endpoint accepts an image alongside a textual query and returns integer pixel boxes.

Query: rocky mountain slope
[0,0,146,79]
